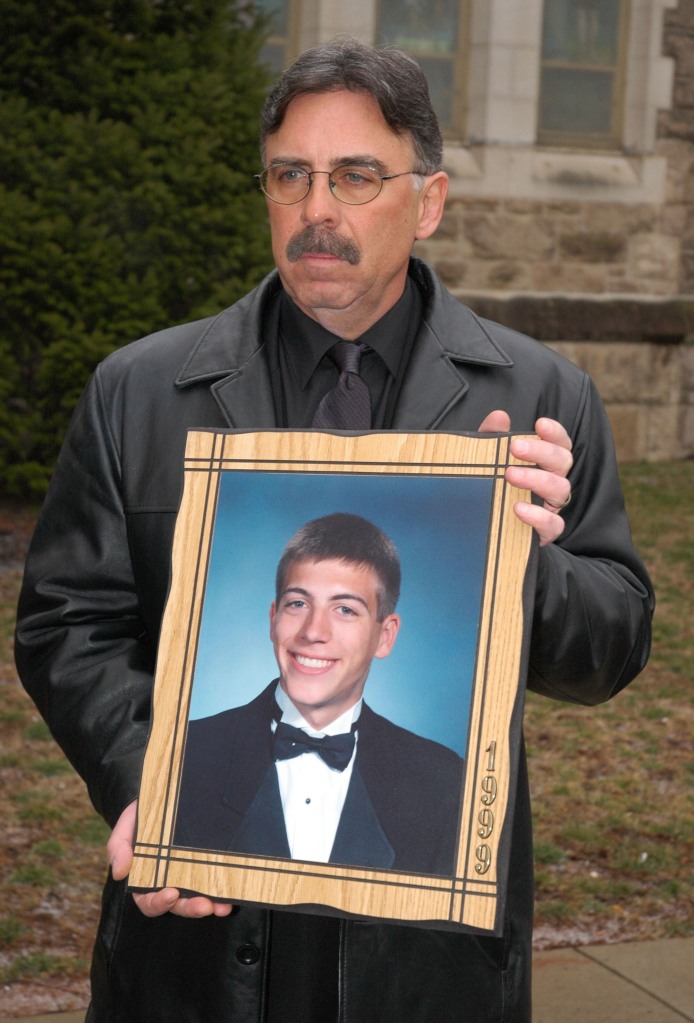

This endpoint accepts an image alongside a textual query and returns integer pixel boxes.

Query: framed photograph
[129,429,537,934]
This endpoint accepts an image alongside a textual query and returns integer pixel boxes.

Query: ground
[1,462,692,1017]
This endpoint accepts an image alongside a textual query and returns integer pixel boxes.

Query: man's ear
[415,172,449,241]
[269,601,277,638]
[374,613,401,660]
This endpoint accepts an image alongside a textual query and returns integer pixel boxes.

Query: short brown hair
[276,513,401,620]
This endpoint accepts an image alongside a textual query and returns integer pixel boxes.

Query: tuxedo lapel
[329,765,395,869]
[229,764,291,859]
[220,684,278,812]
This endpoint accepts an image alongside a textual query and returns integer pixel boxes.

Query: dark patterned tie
[311,340,372,429]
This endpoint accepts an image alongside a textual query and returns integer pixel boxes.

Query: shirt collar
[279,278,416,389]
[274,683,363,737]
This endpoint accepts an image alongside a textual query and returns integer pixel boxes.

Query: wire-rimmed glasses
[255,165,420,206]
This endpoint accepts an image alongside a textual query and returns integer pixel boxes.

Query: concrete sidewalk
[533,937,692,1022]
[5,936,693,1023]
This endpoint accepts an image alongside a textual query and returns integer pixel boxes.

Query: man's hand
[107,799,233,919]
[478,411,573,547]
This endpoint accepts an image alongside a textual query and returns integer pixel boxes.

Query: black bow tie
[273,721,357,771]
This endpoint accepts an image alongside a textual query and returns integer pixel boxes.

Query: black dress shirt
[265,276,423,429]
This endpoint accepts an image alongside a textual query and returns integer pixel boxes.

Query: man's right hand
[108,799,233,919]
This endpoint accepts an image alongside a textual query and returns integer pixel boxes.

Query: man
[174,512,464,876]
[15,39,653,1023]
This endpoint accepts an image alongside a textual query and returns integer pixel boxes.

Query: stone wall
[415,196,681,297]
[416,1,694,299]
[454,295,694,464]
[660,0,694,293]
[413,0,694,463]
[545,339,694,463]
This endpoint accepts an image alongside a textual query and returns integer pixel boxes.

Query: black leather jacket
[15,261,653,1022]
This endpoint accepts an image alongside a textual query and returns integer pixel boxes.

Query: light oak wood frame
[129,428,537,934]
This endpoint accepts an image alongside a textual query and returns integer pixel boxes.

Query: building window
[538,0,629,147]
[376,1,469,136]
[257,0,296,74]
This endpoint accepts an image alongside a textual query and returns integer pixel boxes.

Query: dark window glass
[377,0,466,135]
[539,0,627,145]
[257,0,291,73]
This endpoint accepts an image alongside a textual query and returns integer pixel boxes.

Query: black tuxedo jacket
[174,682,464,876]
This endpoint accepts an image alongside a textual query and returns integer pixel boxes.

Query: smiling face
[269,557,400,729]
[263,89,448,339]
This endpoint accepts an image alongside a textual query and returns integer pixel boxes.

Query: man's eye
[338,168,377,188]
[336,605,357,616]
[285,599,306,609]
[276,167,306,184]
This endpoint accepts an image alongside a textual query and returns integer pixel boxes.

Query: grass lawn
[528,461,694,945]
[0,461,692,1008]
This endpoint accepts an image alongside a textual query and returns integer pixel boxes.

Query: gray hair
[260,39,443,174]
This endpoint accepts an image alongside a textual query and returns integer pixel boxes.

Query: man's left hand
[478,411,573,547]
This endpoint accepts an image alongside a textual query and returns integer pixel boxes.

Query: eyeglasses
[255,165,421,206]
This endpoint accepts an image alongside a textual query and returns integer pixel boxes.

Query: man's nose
[300,172,342,226]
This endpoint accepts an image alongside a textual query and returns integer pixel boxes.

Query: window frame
[375,0,471,139]
[537,0,632,149]
[258,0,301,74]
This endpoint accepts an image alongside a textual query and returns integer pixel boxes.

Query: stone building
[260,0,694,461]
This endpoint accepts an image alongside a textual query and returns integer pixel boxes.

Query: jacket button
[235,942,261,966]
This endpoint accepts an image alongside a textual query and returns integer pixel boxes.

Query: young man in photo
[175,512,464,876]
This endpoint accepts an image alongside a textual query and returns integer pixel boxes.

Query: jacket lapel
[393,261,513,429]
[173,261,514,431]
[210,350,276,428]
[174,273,279,428]
[392,314,469,430]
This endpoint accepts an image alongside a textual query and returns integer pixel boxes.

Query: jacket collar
[174,272,280,428]
[173,259,513,430]
[393,260,513,429]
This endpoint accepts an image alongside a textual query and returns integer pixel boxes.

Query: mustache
[285,226,361,265]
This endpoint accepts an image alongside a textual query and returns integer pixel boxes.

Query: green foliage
[0,914,25,948]
[66,813,111,846]
[23,720,52,741]
[9,863,59,886]
[0,0,275,498]
[12,789,66,822]
[0,950,85,984]
[30,838,65,859]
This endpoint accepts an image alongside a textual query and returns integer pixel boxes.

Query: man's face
[270,557,400,730]
[263,89,448,338]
